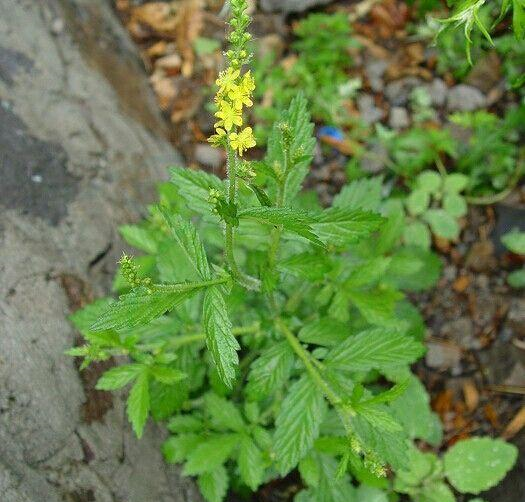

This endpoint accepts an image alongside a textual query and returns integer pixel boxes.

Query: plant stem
[224,145,261,290]
[276,318,341,407]
[154,276,230,293]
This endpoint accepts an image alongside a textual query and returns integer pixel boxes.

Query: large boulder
[0,1,199,501]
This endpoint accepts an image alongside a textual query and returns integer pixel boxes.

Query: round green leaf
[406,189,431,216]
[420,481,456,502]
[424,209,460,240]
[502,231,525,255]
[443,193,467,218]
[417,171,442,194]
[444,438,518,494]
[403,221,431,249]
[443,173,469,193]
[508,269,525,288]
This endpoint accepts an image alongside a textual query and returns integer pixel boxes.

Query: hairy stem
[276,318,341,406]
[224,145,261,290]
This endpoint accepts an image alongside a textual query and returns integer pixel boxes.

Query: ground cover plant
[70,2,522,502]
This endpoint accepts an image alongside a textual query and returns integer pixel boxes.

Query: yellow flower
[215,100,243,131]
[216,68,240,95]
[208,127,226,146]
[228,84,253,110]
[240,71,255,93]
[229,127,256,156]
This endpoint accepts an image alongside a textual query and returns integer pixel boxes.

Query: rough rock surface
[260,0,333,13]
[0,1,200,501]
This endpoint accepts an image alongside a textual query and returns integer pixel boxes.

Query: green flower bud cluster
[119,254,152,291]
[227,0,252,69]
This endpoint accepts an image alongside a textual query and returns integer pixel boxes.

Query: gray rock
[194,143,224,170]
[446,84,486,111]
[426,341,462,370]
[260,0,333,13]
[422,78,448,107]
[384,77,422,106]
[357,94,384,125]
[388,106,410,129]
[361,143,389,174]
[0,1,199,501]
[441,317,480,350]
[507,298,525,337]
[365,59,388,93]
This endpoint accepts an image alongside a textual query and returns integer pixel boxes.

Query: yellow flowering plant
[69,2,518,502]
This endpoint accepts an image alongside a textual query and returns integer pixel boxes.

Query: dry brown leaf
[146,40,169,59]
[501,405,525,439]
[453,275,470,293]
[131,2,179,34]
[155,53,183,75]
[150,69,178,110]
[177,0,204,77]
[462,380,479,413]
[484,403,501,429]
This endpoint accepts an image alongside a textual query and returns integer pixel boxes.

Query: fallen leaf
[502,405,525,440]
[453,275,470,293]
[462,379,479,413]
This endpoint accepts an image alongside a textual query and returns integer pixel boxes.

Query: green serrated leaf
[326,328,425,372]
[238,435,265,490]
[159,207,211,279]
[266,94,316,204]
[198,465,229,502]
[444,437,518,494]
[204,392,245,432]
[90,286,200,332]
[298,318,348,347]
[183,433,239,475]
[355,485,388,502]
[246,341,295,400]
[299,453,321,487]
[347,287,404,326]
[238,207,324,247]
[163,433,203,464]
[420,482,456,502]
[202,287,239,388]
[312,208,384,247]
[150,366,187,385]
[333,177,383,212]
[170,166,223,214]
[274,374,327,476]
[167,415,204,433]
[119,224,159,254]
[126,372,150,438]
[95,364,144,390]
[279,252,332,281]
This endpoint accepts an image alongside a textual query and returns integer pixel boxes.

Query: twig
[348,0,382,22]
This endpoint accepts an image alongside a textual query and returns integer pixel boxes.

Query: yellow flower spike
[228,84,253,110]
[215,100,243,131]
[229,127,256,156]
[216,68,240,94]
